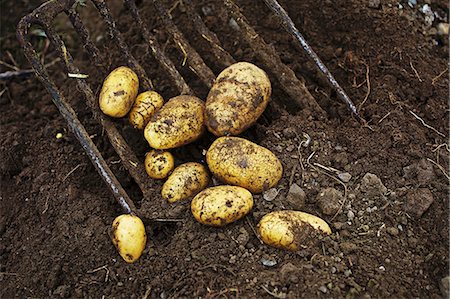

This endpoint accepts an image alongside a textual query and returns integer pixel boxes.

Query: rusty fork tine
[223,0,325,115]
[90,0,154,90]
[123,0,192,95]
[183,0,235,68]
[152,0,216,88]
[262,0,363,121]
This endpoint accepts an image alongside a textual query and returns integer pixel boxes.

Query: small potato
[144,150,174,179]
[144,95,205,149]
[191,185,253,227]
[205,62,271,136]
[129,91,164,129]
[112,214,146,263]
[162,162,209,203]
[257,210,331,251]
[206,137,282,193]
[99,66,139,117]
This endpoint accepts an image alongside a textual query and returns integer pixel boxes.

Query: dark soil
[1,0,449,298]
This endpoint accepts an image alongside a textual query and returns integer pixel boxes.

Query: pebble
[228,18,240,31]
[340,242,358,254]
[405,188,434,218]
[286,183,306,210]
[347,210,355,221]
[280,263,299,283]
[261,256,277,267]
[360,173,387,197]
[361,225,370,232]
[387,227,399,236]
[416,159,435,186]
[437,23,449,35]
[282,127,297,139]
[408,0,417,7]
[236,228,250,246]
[316,187,342,215]
[338,172,352,183]
[263,188,279,201]
[318,285,328,293]
[344,269,352,277]
[368,0,381,9]
[440,276,450,298]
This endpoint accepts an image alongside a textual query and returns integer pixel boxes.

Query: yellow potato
[129,91,164,129]
[99,66,139,117]
[144,150,174,179]
[205,62,271,136]
[257,210,331,251]
[162,162,209,203]
[191,185,253,227]
[206,137,282,193]
[144,95,205,149]
[111,214,146,263]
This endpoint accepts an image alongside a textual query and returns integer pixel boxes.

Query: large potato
[162,162,209,203]
[112,214,146,263]
[205,62,271,136]
[144,95,205,149]
[99,66,139,118]
[257,210,331,251]
[191,185,253,227]
[129,91,164,129]
[144,150,174,179]
[206,137,282,193]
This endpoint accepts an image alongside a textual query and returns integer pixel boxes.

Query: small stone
[286,144,295,152]
[340,242,358,254]
[407,0,417,7]
[368,0,380,9]
[282,127,297,139]
[361,225,370,232]
[416,159,435,186]
[344,269,352,277]
[261,255,277,267]
[333,222,346,230]
[318,285,328,293]
[286,183,306,210]
[236,229,250,246]
[360,173,387,197]
[217,232,227,240]
[347,210,355,221]
[437,23,449,35]
[280,263,299,283]
[228,18,240,31]
[387,227,399,236]
[53,285,70,298]
[405,188,434,218]
[440,276,450,298]
[316,187,343,215]
[338,172,352,183]
[263,188,279,201]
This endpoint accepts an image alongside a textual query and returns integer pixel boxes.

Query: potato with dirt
[206,136,282,193]
[257,210,331,251]
[162,162,209,203]
[144,95,205,149]
[144,150,174,179]
[111,214,146,263]
[205,62,271,136]
[191,185,253,226]
[99,66,139,118]
[129,91,164,129]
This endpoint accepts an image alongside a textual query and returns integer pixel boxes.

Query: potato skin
[206,137,282,193]
[144,95,205,149]
[129,91,164,129]
[99,66,139,118]
[144,150,174,179]
[257,211,331,251]
[191,185,254,227]
[112,214,146,263]
[205,62,271,136]
[162,162,209,203]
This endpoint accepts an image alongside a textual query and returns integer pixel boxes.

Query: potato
[191,185,253,227]
[162,162,209,203]
[144,95,205,149]
[206,137,282,193]
[129,91,164,129]
[112,214,146,263]
[257,210,331,251]
[205,62,271,136]
[144,150,174,179]
[99,66,139,118]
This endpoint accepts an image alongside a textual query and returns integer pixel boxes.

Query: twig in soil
[142,285,152,299]
[409,60,423,82]
[0,272,18,276]
[246,217,263,244]
[409,111,446,138]
[288,163,298,187]
[176,41,188,67]
[426,158,450,181]
[431,68,447,86]
[205,287,239,299]
[378,112,392,124]
[42,196,50,214]
[0,60,20,71]
[0,58,61,80]
[153,218,184,222]
[376,223,386,237]
[6,51,20,69]
[63,163,85,181]
[68,73,89,79]
[87,265,109,283]
[358,62,371,112]
[261,285,286,299]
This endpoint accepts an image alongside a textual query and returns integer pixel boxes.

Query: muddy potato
[144,150,174,179]
[99,66,139,118]
[129,91,164,129]
[162,162,209,203]
[206,137,282,193]
[257,210,331,251]
[112,214,146,263]
[205,62,271,136]
[144,95,205,149]
[191,185,253,227]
